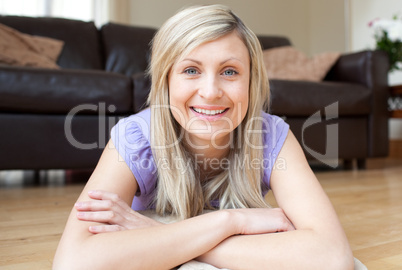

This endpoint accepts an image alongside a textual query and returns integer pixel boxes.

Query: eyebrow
[181,57,243,66]
[181,58,202,65]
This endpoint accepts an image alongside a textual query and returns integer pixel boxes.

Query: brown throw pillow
[0,23,64,69]
[262,46,340,81]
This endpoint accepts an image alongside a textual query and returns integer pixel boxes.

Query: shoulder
[111,108,151,144]
[259,111,289,191]
[110,108,157,198]
[260,111,288,130]
[260,111,289,153]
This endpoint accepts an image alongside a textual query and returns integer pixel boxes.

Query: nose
[198,74,223,100]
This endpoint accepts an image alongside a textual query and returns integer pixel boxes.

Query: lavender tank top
[111,108,289,210]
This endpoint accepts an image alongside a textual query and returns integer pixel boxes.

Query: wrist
[221,209,243,236]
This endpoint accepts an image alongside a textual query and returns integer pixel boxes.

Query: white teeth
[193,107,226,115]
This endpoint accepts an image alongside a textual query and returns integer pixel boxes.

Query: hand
[230,207,295,235]
[75,190,162,234]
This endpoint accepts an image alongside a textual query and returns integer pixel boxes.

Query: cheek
[231,82,249,113]
[241,78,250,115]
[169,83,189,110]
[168,77,190,127]
[235,84,250,124]
[240,93,249,122]
[168,76,181,106]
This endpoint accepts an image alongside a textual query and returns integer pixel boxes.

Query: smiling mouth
[191,107,229,116]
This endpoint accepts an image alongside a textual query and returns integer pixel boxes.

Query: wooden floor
[0,159,401,269]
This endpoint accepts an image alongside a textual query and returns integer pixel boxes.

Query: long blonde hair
[147,4,270,219]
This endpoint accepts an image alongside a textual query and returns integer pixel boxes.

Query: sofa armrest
[325,50,389,88]
[325,50,390,157]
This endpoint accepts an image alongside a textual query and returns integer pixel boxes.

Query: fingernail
[89,226,99,232]
[75,202,82,207]
[88,190,99,195]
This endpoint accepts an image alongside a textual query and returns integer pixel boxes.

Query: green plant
[369,16,402,72]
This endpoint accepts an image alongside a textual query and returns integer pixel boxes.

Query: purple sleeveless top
[111,108,289,210]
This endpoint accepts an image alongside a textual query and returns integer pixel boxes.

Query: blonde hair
[147,4,270,219]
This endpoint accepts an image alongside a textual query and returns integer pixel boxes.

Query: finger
[75,200,114,211]
[288,222,296,231]
[88,190,134,214]
[88,190,120,201]
[89,225,124,234]
[276,222,294,232]
[276,218,295,232]
[282,213,296,231]
[76,211,123,224]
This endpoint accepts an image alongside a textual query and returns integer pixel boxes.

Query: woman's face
[168,31,250,150]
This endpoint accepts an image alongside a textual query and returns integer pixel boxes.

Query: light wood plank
[1,160,402,269]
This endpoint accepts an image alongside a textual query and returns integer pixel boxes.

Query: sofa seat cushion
[0,66,132,114]
[269,80,371,117]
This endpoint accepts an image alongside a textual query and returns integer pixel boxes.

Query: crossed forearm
[197,229,353,270]
[55,210,237,270]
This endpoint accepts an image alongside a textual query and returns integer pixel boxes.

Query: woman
[54,5,354,270]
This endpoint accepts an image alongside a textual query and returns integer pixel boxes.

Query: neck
[183,134,230,158]
[183,136,231,179]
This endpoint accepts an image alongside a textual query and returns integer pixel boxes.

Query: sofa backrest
[100,24,290,76]
[257,35,292,50]
[0,15,103,70]
[101,23,156,76]
[0,15,291,74]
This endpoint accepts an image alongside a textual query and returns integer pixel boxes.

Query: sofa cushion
[101,23,156,76]
[0,15,103,70]
[269,80,371,117]
[0,66,132,114]
[263,46,341,81]
[0,23,64,69]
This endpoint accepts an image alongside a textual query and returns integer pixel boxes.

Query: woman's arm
[197,131,354,270]
[53,140,293,270]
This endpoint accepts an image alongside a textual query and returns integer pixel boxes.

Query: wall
[107,0,130,25]
[125,0,346,56]
[308,0,346,54]
[349,0,402,139]
[127,0,313,53]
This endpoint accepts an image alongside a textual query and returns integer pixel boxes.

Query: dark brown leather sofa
[0,16,389,171]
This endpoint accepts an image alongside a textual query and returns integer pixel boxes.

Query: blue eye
[184,68,198,75]
[223,69,238,76]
